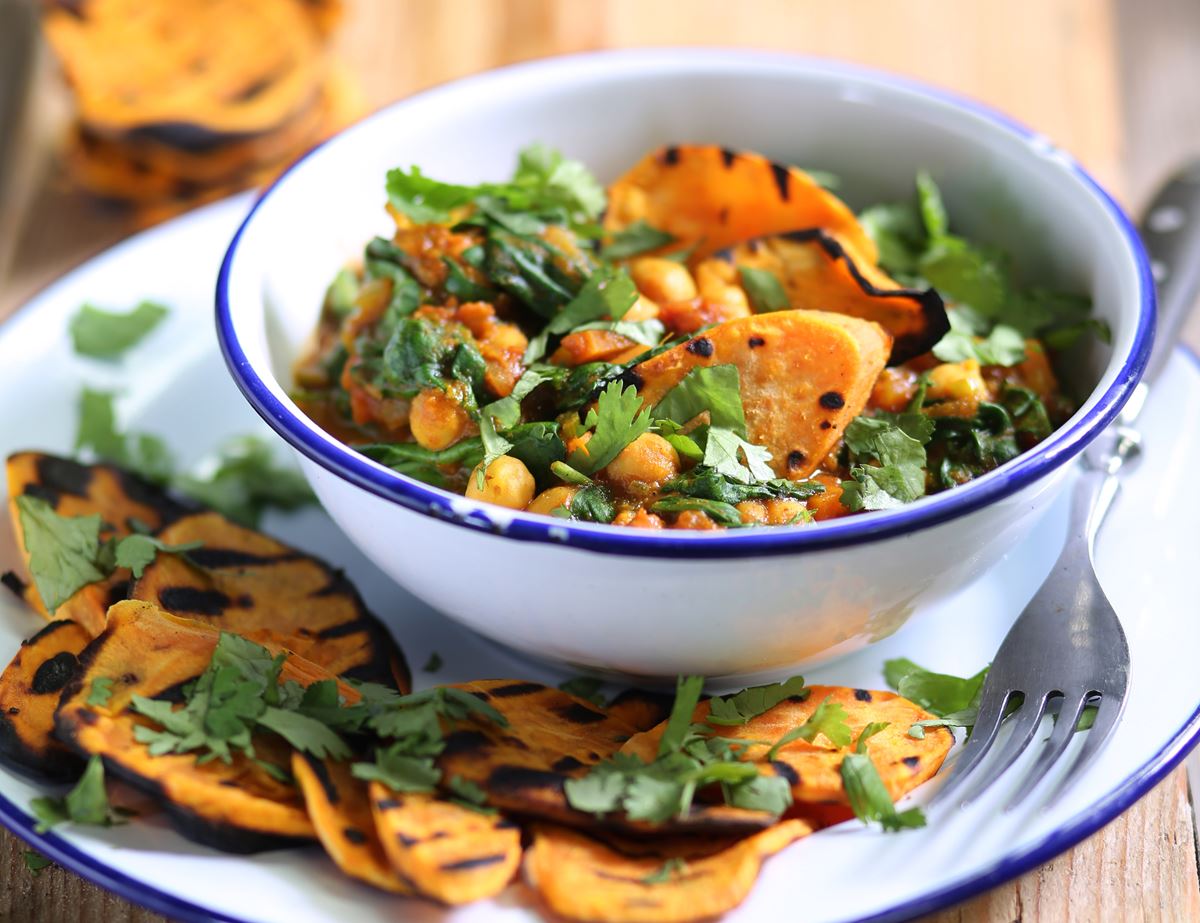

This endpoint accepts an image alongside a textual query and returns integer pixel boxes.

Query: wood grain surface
[1,1,1199,921]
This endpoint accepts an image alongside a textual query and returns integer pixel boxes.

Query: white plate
[0,196,1198,923]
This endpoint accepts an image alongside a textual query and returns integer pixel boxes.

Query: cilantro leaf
[649,496,743,526]
[176,436,314,527]
[258,706,352,760]
[476,369,550,483]
[352,745,441,793]
[652,364,747,435]
[840,413,934,511]
[69,300,168,359]
[31,755,127,833]
[641,857,688,885]
[563,760,629,816]
[840,725,926,832]
[883,658,987,717]
[765,696,852,758]
[569,318,666,347]
[359,437,485,486]
[933,322,1027,367]
[422,652,443,673]
[738,267,790,312]
[445,774,496,813]
[545,268,639,337]
[14,495,107,613]
[660,468,824,506]
[87,677,115,707]
[702,427,774,484]
[568,381,653,475]
[657,676,706,757]
[22,850,53,876]
[75,388,174,485]
[915,170,949,239]
[859,203,926,279]
[113,534,202,578]
[723,771,793,814]
[601,220,677,261]
[706,676,808,727]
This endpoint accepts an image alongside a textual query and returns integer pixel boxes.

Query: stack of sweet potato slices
[0,453,952,920]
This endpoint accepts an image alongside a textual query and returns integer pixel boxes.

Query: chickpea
[694,260,751,313]
[924,359,988,418]
[870,367,919,413]
[737,500,768,524]
[611,508,666,529]
[603,433,681,493]
[674,509,721,531]
[409,386,471,450]
[464,455,535,509]
[765,498,810,525]
[630,258,698,304]
[526,485,579,517]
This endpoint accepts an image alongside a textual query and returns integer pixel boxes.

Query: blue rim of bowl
[0,337,1196,923]
[215,48,1155,560]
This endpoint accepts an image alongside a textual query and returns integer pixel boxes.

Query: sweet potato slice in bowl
[438,680,773,838]
[4,452,193,635]
[0,619,92,782]
[729,229,949,364]
[54,600,342,852]
[130,511,409,690]
[524,819,812,923]
[369,785,521,903]
[293,755,415,893]
[632,311,891,479]
[604,144,877,263]
[620,685,952,807]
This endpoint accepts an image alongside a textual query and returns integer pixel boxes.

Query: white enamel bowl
[217,49,1153,683]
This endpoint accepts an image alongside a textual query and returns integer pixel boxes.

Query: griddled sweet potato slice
[130,511,409,690]
[5,452,192,634]
[292,755,414,894]
[55,600,327,852]
[632,311,890,479]
[729,230,949,363]
[620,685,952,807]
[524,820,812,923]
[604,145,877,263]
[369,784,521,903]
[0,619,91,782]
[438,681,772,838]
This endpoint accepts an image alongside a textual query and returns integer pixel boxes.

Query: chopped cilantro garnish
[22,850,53,876]
[568,381,653,475]
[75,388,174,486]
[175,436,314,528]
[649,496,743,526]
[600,220,677,261]
[738,266,790,312]
[422,652,443,673]
[702,427,774,484]
[113,534,202,578]
[765,696,852,758]
[840,413,934,511]
[840,724,926,832]
[87,677,115,707]
[653,365,747,434]
[14,496,108,613]
[352,744,441,792]
[31,755,129,833]
[658,675,706,757]
[69,300,168,359]
[641,857,688,884]
[933,316,1027,367]
[706,676,808,727]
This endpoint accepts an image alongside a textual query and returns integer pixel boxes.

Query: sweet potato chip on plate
[292,754,414,894]
[369,785,521,903]
[620,685,952,806]
[525,819,813,923]
[0,619,92,782]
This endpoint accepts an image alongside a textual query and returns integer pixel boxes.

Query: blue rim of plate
[1,347,1198,923]
[214,48,1156,560]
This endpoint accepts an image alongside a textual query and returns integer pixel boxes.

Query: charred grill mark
[158,586,232,616]
[902,756,920,769]
[186,548,300,569]
[314,619,368,640]
[717,206,730,225]
[106,579,131,608]
[748,336,766,349]
[555,703,608,725]
[375,798,402,811]
[685,337,714,358]
[495,817,520,830]
[770,760,800,787]
[470,690,491,701]
[35,455,92,497]
[819,391,845,410]
[23,619,77,646]
[441,853,508,871]
[230,73,278,104]
[552,755,584,772]
[441,729,492,757]
[720,147,737,167]
[114,469,192,523]
[499,735,531,751]
[342,826,368,845]
[787,451,806,471]
[853,689,873,702]
[397,832,419,847]
[305,754,339,804]
[23,484,60,507]
[488,682,545,698]
[1,572,27,599]
[32,652,80,695]
[660,146,680,166]
[820,421,833,430]
[769,162,791,202]
[487,765,566,793]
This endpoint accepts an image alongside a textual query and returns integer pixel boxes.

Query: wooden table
[2,1,1200,920]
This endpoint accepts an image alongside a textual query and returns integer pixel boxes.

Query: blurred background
[1,1,1200,919]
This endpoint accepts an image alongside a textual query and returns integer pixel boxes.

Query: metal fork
[933,164,1200,812]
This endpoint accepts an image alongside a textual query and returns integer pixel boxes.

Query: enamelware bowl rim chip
[216,47,1155,559]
